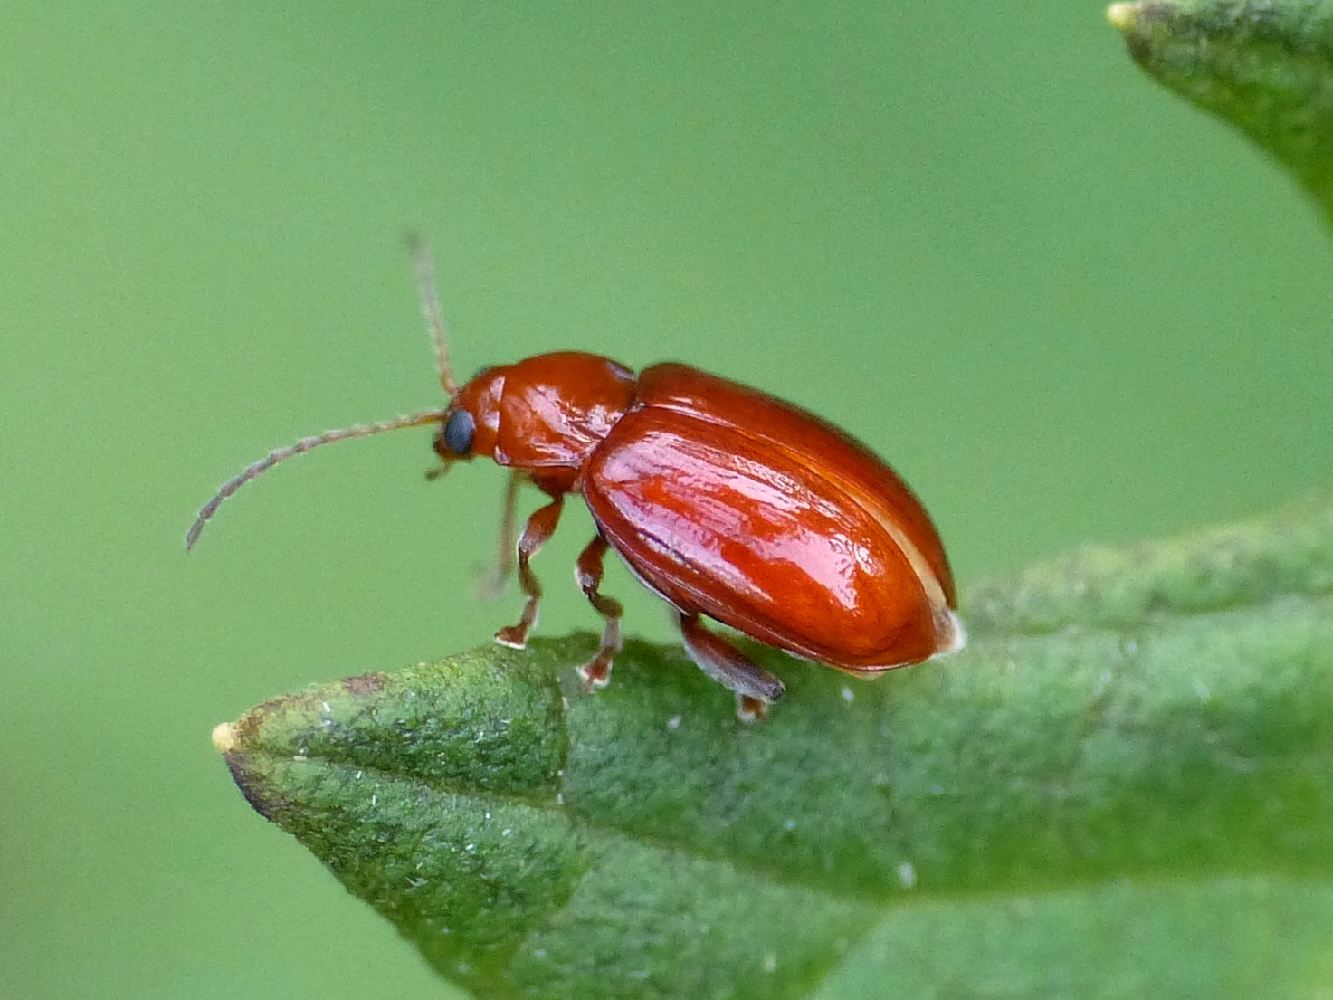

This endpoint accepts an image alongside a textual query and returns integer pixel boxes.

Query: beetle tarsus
[678,613,785,718]
[575,535,623,694]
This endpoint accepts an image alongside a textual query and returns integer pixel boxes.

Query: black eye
[442,410,475,455]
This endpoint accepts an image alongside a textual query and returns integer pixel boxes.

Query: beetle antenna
[185,408,449,551]
[405,233,458,396]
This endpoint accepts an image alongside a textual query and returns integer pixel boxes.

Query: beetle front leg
[677,613,785,721]
[494,496,564,650]
[574,535,623,692]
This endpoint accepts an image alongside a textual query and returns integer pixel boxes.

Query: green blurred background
[2,2,1329,998]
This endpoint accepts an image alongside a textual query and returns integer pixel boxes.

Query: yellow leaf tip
[212,721,237,753]
[1106,2,1140,31]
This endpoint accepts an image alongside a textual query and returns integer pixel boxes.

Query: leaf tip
[1106,2,1141,31]
[212,720,237,754]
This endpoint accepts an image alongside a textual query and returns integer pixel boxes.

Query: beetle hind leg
[575,536,623,691]
[494,496,563,650]
[677,613,785,722]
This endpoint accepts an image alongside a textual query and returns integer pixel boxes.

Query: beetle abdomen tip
[935,611,967,658]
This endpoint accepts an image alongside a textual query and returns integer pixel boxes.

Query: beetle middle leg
[494,495,564,650]
[677,613,785,721]
[574,535,623,692]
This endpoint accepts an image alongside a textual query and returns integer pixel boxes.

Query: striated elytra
[188,239,963,719]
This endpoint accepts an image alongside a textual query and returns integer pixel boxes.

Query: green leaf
[216,496,1333,999]
[1108,0,1333,224]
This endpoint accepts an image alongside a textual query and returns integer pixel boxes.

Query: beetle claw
[578,652,614,693]
[735,694,768,723]
[493,629,527,650]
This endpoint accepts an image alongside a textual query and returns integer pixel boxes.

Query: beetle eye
[443,410,475,455]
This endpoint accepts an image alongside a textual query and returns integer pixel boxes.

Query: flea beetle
[188,241,964,719]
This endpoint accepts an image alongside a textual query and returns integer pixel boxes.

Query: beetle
[187,239,964,719]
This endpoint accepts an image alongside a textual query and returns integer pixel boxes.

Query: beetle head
[430,366,504,467]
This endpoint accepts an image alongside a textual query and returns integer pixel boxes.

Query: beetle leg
[677,613,785,722]
[477,471,522,599]
[574,535,623,692]
[494,496,564,650]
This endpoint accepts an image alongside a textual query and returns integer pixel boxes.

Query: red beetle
[188,241,964,719]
